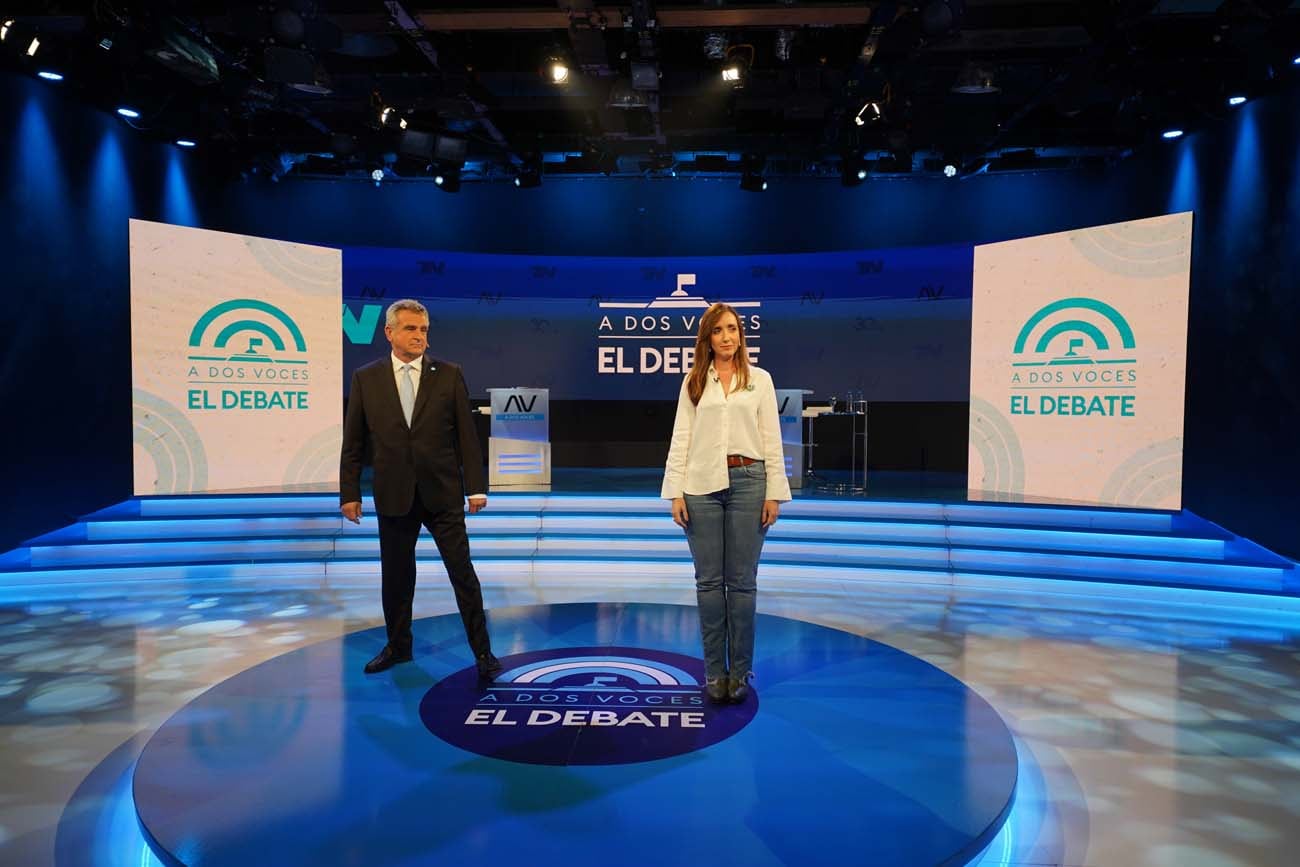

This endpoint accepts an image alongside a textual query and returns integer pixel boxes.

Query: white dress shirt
[391,353,485,501]
[390,352,423,392]
[661,364,792,501]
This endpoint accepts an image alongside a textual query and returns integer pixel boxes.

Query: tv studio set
[2,3,1299,866]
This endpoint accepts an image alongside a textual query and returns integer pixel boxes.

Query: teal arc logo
[419,646,757,765]
[498,654,699,687]
[1012,297,1135,366]
[187,299,308,364]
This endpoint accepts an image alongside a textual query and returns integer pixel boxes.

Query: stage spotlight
[1293,54,1300,66]
[371,168,385,184]
[26,36,39,56]
[515,154,542,188]
[379,106,394,126]
[739,153,767,192]
[433,164,461,192]
[1161,128,1184,140]
[116,107,141,118]
[1,20,12,42]
[721,46,753,89]
[943,163,958,178]
[1227,95,1247,107]
[854,101,883,127]
[542,46,571,85]
[399,117,408,130]
[176,139,196,148]
[37,70,63,81]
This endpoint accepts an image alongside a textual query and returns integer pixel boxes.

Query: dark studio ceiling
[4,1,1300,185]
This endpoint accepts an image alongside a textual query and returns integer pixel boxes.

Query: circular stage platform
[133,603,1018,866]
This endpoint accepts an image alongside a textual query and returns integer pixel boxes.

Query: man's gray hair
[385,299,429,327]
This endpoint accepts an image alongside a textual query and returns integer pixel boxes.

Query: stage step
[84,493,1191,533]
[45,514,1226,560]
[0,494,1293,600]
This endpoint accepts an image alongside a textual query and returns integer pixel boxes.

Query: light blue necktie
[399,364,415,426]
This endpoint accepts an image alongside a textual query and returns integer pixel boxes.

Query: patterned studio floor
[2,572,1299,866]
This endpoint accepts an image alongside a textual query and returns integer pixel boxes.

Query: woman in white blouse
[661,302,792,704]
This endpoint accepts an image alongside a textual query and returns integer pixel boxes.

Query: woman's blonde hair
[686,302,750,405]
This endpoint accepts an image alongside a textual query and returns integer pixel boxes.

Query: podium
[486,388,551,486]
[776,389,812,490]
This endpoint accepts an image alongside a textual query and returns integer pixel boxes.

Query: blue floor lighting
[131,603,1019,867]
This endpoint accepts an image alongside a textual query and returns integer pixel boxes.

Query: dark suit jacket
[340,355,486,516]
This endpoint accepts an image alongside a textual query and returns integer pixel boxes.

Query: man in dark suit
[340,299,502,678]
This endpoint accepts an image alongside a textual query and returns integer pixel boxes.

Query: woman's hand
[761,500,780,528]
[671,497,690,528]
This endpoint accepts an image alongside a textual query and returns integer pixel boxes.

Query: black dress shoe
[705,677,729,704]
[728,674,751,704]
[476,652,503,681]
[364,646,412,674]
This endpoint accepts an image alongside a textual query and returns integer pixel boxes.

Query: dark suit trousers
[376,497,491,658]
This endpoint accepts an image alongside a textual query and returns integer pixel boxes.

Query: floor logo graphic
[184,299,312,411]
[596,274,762,375]
[420,646,758,765]
[1008,297,1138,419]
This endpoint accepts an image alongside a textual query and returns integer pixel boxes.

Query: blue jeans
[683,462,770,681]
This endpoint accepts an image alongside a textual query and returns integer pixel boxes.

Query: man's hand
[671,497,689,528]
[761,500,780,529]
[468,496,488,515]
[341,501,362,524]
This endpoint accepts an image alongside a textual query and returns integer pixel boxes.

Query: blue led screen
[344,245,974,401]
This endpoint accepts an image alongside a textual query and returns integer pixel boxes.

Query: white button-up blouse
[660,364,793,501]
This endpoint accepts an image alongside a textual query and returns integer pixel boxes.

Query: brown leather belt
[726,454,758,467]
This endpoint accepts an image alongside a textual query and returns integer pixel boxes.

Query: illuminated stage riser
[3,495,1293,603]
[75,515,1226,560]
